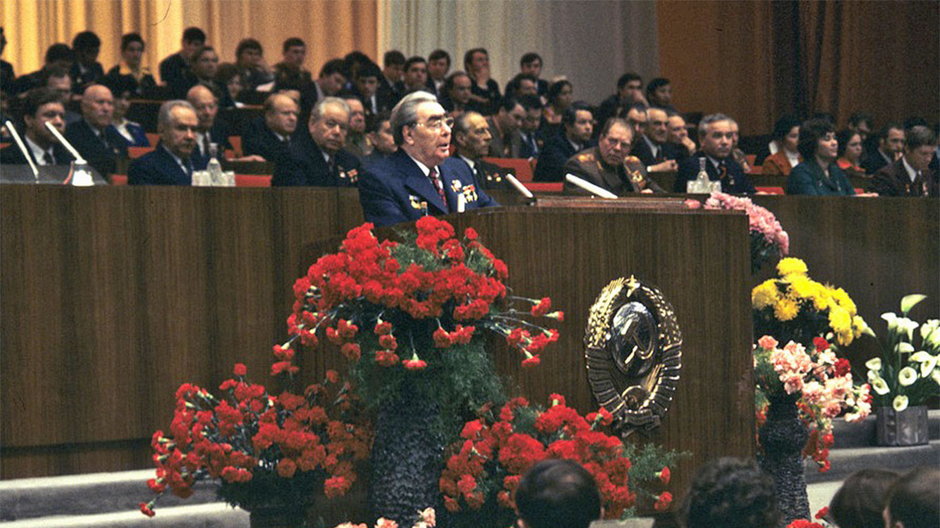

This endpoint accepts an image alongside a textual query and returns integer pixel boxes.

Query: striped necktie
[429,167,448,212]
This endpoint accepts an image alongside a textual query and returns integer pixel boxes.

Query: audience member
[861,123,904,174]
[189,47,224,101]
[534,101,594,182]
[756,114,800,165]
[542,79,573,130]
[215,63,244,107]
[787,118,857,195]
[596,72,644,134]
[827,468,899,528]
[836,129,866,178]
[342,95,371,160]
[102,75,149,147]
[399,56,428,95]
[425,49,450,98]
[675,113,755,194]
[441,70,472,116]
[728,119,752,173]
[505,73,539,99]
[631,106,679,172]
[762,119,801,176]
[464,48,500,115]
[36,66,79,123]
[451,110,512,190]
[883,467,939,528]
[186,84,232,163]
[847,112,874,147]
[870,125,938,197]
[666,112,695,159]
[104,33,156,97]
[278,38,309,77]
[312,59,347,103]
[0,87,73,165]
[518,94,543,159]
[517,52,549,98]
[64,84,127,177]
[128,100,203,185]
[10,43,74,96]
[273,96,361,186]
[242,93,299,162]
[342,51,373,90]
[621,103,648,140]
[682,457,779,528]
[234,38,273,92]
[69,31,104,94]
[358,91,497,227]
[486,96,525,158]
[646,77,676,112]
[0,27,14,96]
[362,112,397,168]
[353,62,388,117]
[379,50,405,106]
[514,459,601,528]
[159,27,205,88]
[564,117,663,195]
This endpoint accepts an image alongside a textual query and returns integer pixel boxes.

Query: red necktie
[429,167,448,212]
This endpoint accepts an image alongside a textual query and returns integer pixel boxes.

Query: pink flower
[757,335,778,350]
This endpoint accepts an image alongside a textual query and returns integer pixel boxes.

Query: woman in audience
[762,119,801,176]
[786,118,857,195]
[756,115,800,165]
[683,457,779,528]
[541,79,573,141]
[105,33,156,97]
[827,468,898,528]
[836,129,866,178]
[883,467,939,528]
[215,63,245,108]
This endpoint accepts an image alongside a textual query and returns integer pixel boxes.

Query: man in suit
[362,112,398,169]
[187,85,231,163]
[452,111,514,190]
[631,107,679,172]
[486,97,525,158]
[518,94,543,159]
[666,112,695,160]
[341,95,371,161]
[358,91,498,227]
[563,118,663,196]
[534,102,595,182]
[861,123,905,174]
[440,71,472,116]
[353,62,392,118]
[870,126,938,197]
[397,56,428,96]
[425,49,450,98]
[69,31,104,94]
[516,52,549,99]
[310,59,348,105]
[129,100,203,185]
[595,73,645,137]
[674,113,755,194]
[64,84,128,177]
[242,93,299,162]
[159,27,205,88]
[378,50,405,108]
[0,88,73,166]
[273,97,361,186]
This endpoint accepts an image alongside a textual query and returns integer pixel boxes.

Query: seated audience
[518,94,543,159]
[186,85,232,162]
[729,119,752,173]
[215,63,244,107]
[631,106,680,172]
[159,27,205,89]
[786,118,858,195]
[103,75,149,147]
[398,56,429,95]
[33,66,80,124]
[0,87,74,165]
[596,72,645,134]
[828,468,899,528]
[352,62,387,117]
[861,123,904,174]
[378,50,405,107]
[341,95,371,160]
[505,73,539,99]
[847,111,874,151]
[440,70,472,116]
[104,33,156,97]
[836,128,866,178]
[756,114,800,165]
[514,459,601,528]
[675,113,756,194]
[518,52,550,98]
[486,96,525,158]
[69,31,104,94]
[883,467,939,528]
[621,103,648,139]
[10,43,74,97]
[234,38,273,92]
[452,110,513,190]
[646,77,677,113]
[362,112,397,168]
[272,38,312,98]
[762,119,801,176]
[358,91,497,227]
[870,125,938,197]
[129,100,203,185]
[342,51,373,91]
[312,59,348,103]
[564,117,663,195]
[683,457,779,528]
[242,92,300,162]
[64,84,128,177]
[464,48,500,115]
[542,79,573,130]
[425,49,450,98]
[0,27,14,96]
[272,97,361,186]
[534,101,594,182]
[666,111,695,160]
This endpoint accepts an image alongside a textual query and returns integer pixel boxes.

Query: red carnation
[340,343,361,361]
[378,334,398,350]
[815,506,830,520]
[271,361,299,376]
[812,336,829,351]
[375,350,400,367]
[834,358,851,377]
[277,458,297,478]
[464,227,478,240]
[374,321,393,335]
[139,502,156,517]
[521,355,541,368]
[657,466,671,485]
[232,363,247,377]
[272,344,294,360]
[653,492,672,512]
[531,297,552,317]
[433,327,453,348]
[403,357,428,370]
[325,370,340,384]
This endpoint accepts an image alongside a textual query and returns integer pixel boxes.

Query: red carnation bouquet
[140,366,370,517]
[439,394,681,527]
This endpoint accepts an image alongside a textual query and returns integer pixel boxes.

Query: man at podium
[358,91,497,227]
[0,88,73,166]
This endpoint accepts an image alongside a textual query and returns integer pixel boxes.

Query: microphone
[505,174,534,199]
[4,120,39,180]
[43,121,95,186]
[564,173,618,199]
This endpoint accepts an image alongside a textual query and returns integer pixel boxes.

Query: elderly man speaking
[357,91,497,227]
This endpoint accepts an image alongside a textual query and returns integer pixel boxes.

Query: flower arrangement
[861,294,940,411]
[334,507,436,528]
[753,335,872,471]
[140,366,370,517]
[685,191,789,273]
[786,506,834,528]
[752,258,869,347]
[438,394,680,527]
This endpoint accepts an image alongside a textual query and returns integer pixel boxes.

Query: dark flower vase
[758,394,810,526]
[370,381,446,527]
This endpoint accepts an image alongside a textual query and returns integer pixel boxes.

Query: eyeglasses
[413,116,454,131]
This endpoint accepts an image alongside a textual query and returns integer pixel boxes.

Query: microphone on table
[565,173,618,199]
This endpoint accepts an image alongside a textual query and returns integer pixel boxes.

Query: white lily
[920,319,939,341]
[900,294,926,316]
[932,368,940,386]
[865,357,882,371]
[892,395,909,412]
[895,342,915,354]
[898,367,918,386]
[909,351,932,362]
[897,317,919,343]
[924,324,940,349]
[881,312,899,332]
[921,356,938,378]
[871,376,890,395]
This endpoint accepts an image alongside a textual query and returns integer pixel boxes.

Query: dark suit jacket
[272,135,362,187]
[241,117,295,163]
[159,53,188,87]
[69,61,105,93]
[191,120,234,166]
[104,66,158,97]
[358,150,498,227]
[455,155,515,191]
[861,150,893,175]
[534,131,590,182]
[786,161,855,196]
[1,60,15,95]
[128,145,205,186]
[675,152,756,194]
[594,94,623,136]
[64,119,128,177]
[870,159,938,197]
[486,116,522,158]
[631,136,679,167]
[0,141,74,166]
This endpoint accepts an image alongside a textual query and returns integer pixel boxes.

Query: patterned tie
[429,166,448,212]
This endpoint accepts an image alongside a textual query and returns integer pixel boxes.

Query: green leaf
[900,294,927,316]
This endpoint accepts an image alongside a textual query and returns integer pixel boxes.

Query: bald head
[81,84,114,130]
[264,93,299,137]
[187,84,219,131]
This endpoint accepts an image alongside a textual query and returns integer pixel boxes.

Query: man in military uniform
[452,111,514,190]
[563,118,663,195]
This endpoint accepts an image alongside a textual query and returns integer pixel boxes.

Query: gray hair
[310,96,350,122]
[906,125,936,150]
[452,111,482,136]
[158,100,196,130]
[390,90,438,145]
[698,113,732,138]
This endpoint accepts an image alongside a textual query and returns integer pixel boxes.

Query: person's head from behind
[883,467,939,528]
[828,468,899,528]
[683,457,779,528]
[44,43,74,70]
[515,459,601,528]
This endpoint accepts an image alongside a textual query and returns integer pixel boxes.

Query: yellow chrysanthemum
[777,257,808,277]
[774,297,800,322]
[752,280,780,310]
[852,315,869,338]
[828,287,858,315]
[788,275,821,302]
[829,307,852,332]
